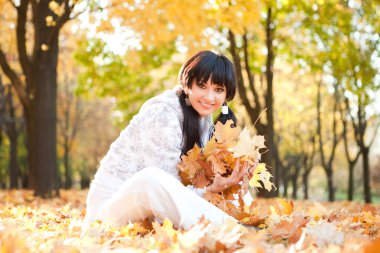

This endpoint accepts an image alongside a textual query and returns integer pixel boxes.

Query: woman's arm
[134,103,183,179]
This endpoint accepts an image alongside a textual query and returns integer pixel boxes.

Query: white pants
[83,167,234,231]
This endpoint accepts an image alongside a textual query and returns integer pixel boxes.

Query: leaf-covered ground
[0,190,379,252]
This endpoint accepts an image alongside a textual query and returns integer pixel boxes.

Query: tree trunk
[291,176,298,199]
[261,6,277,198]
[25,6,59,197]
[64,141,72,189]
[326,168,335,201]
[29,59,59,197]
[6,87,20,189]
[283,170,288,198]
[348,162,354,200]
[303,171,309,199]
[292,164,301,199]
[80,175,90,189]
[362,147,371,203]
[8,135,19,188]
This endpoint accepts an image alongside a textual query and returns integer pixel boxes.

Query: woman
[83,50,247,231]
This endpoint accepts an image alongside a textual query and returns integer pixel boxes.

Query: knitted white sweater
[97,87,213,182]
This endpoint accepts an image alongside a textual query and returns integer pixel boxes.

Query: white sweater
[97,87,213,182]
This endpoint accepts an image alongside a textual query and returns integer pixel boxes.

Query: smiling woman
[82,50,243,232]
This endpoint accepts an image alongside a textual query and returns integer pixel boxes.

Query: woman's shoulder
[138,87,183,119]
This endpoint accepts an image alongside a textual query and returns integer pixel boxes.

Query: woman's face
[185,78,227,117]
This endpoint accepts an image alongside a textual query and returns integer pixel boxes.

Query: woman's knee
[132,167,177,188]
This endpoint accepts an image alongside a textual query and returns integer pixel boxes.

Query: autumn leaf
[203,136,218,156]
[275,198,294,215]
[207,154,227,175]
[178,144,203,180]
[271,215,309,243]
[249,163,275,191]
[213,120,240,147]
[233,128,265,159]
[193,170,210,188]
[197,158,214,179]
[203,192,226,208]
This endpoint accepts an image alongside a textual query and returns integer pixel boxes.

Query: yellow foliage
[101,0,261,50]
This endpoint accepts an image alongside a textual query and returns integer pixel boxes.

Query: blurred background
[0,0,379,203]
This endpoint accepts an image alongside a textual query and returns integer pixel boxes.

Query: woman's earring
[222,102,228,115]
[185,94,191,106]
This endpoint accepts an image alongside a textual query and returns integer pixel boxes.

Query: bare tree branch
[242,32,261,113]
[46,0,75,47]
[0,49,29,107]
[228,30,257,125]
[16,0,32,80]
[316,79,326,167]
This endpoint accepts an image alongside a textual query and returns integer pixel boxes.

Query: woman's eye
[197,83,206,88]
[216,88,225,93]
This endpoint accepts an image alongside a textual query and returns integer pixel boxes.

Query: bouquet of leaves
[178,120,275,214]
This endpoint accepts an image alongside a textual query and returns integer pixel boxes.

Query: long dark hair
[178,50,237,155]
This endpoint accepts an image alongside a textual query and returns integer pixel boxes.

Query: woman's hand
[206,158,249,193]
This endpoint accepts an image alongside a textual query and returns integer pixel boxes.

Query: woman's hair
[178,50,237,155]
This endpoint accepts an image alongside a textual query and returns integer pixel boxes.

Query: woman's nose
[203,89,215,101]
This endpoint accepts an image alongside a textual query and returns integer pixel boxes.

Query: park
[0,0,379,252]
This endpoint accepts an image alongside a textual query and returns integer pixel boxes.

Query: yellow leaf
[213,120,240,147]
[203,136,218,156]
[277,198,294,215]
[249,163,275,191]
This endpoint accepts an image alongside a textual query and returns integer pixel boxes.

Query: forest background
[0,0,379,204]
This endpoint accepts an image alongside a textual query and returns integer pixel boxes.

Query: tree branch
[228,30,257,125]
[46,0,75,47]
[242,32,261,114]
[16,0,32,80]
[0,49,29,107]
[327,86,340,168]
[316,79,326,168]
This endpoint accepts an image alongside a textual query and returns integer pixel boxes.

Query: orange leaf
[213,120,240,147]
[178,144,203,179]
[207,154,227,175]
[272,215,309,243]
[193,170,211,188]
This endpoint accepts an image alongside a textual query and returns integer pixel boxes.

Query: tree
[0,76,22,188]
[0,0,88,197]
[312,1,380,202]
[339,97,360,201]
[316,79,341,201]
[288,0,379,202]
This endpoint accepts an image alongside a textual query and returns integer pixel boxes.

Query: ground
[0,190,379,252]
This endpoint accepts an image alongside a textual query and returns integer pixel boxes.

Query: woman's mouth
[199,101,214,109]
